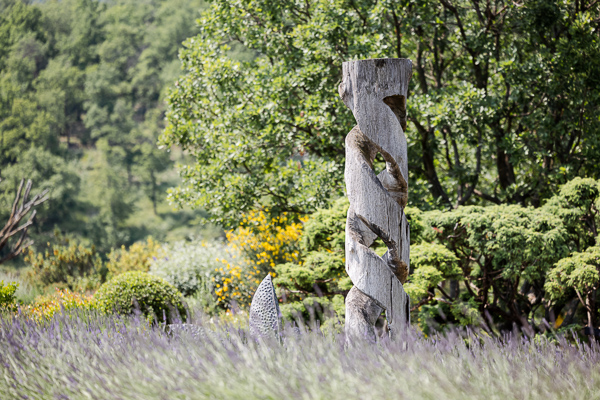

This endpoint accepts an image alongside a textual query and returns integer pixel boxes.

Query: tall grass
[1,310,599,399]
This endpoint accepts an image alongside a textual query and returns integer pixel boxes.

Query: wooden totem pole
[339,58,412,341]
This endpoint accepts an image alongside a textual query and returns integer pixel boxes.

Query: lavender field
[1,311,599,400]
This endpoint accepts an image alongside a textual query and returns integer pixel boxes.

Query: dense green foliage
[26,234,105,292]
[274,198,349,321]
[546,245,600,329]
[95,271,186,323]
[541,177,600,251]
[165,0,600,227]
[272,177,600,333]
[422,204,569,332]
[274,197,424,323]
[0,0,208,257]
[403,242,460,300]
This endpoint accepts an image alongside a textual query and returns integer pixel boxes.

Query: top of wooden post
[339,58,413,197]
[339,58,412,109]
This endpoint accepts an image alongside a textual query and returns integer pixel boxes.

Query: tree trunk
[150,170,157,215]
[586,292,596,331]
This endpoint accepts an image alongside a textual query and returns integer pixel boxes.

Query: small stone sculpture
[249,274,281,338]
[339,58,412,342]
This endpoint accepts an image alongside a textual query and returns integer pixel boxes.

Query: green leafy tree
[414,177,600,332]
[423,204,570,331]
[164,0,600,227]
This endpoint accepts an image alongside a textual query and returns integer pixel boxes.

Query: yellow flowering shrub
[20,289,98,320]
[214,211,307,309]
[211,262,255,311]
[106,238,161,278]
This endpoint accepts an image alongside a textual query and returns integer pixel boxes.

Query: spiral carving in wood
[339,58,412,341]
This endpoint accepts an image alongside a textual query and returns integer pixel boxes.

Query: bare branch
[0,179,49,264]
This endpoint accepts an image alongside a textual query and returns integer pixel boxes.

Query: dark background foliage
[0,0,217,259]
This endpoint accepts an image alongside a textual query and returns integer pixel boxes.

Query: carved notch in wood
[340,58,412,342]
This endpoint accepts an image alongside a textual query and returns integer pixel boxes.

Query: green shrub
[106,238,161,278]
[95,272,186,323]
[26,234,105,292]
[0,281,18,312]
[274,198,351,316]
[404,242,460,300]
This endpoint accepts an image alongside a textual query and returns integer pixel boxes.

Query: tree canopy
[164,0,600,226]
[0,0,208,254]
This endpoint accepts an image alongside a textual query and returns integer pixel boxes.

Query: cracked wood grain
[340,58,412,342]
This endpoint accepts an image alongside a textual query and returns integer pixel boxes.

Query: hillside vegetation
[0,0,214,259]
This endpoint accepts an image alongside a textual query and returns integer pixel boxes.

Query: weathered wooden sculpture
[249,274,281,338]
[339,58,412,341]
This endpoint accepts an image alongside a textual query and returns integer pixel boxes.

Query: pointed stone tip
[256,274,273,290]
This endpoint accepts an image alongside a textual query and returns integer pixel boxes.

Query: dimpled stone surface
[249,274,281,337]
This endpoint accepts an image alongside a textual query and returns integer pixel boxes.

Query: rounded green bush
[95,272,186,323]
